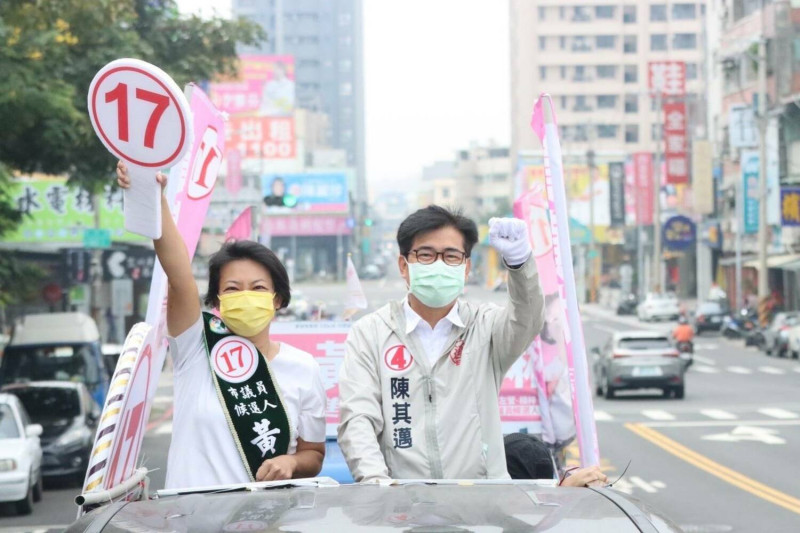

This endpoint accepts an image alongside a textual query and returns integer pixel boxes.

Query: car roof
[613,330,669,340]
[9,312,99,346]
[2,381,84,392]
[0,392,20,405]
[71,482,681,532]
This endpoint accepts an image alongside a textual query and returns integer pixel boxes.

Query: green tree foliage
[0,0,265,305]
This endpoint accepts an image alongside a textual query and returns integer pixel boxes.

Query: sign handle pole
[123,164,163,240]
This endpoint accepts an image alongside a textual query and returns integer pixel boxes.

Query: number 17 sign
[88,58,193,239]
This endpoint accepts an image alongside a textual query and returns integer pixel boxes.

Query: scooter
[676,340,694,369]
[616,293,638,315]
[721,308,758,340]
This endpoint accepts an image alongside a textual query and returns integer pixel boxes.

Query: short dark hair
[504,433,557,480]
[204,240,291,310]
[396,205,479,257]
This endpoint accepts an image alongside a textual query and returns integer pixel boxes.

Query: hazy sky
[176,0,511,192]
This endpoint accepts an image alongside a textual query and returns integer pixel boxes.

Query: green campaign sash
[201,312,292,481]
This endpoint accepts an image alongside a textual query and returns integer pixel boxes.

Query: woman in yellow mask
[117,162,326,489]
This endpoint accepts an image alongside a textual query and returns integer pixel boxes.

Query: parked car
[276,290,310,321]
[693,300,729,334]
[360,264,384,280]
[67,480,682,532]
[593,331,685,399]
[0,392,43,515]
[0,313,109,406]
[762,311,800,357]
[637,293,681,322]
[3,382,99,484]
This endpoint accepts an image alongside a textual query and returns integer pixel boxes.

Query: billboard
[663,101,689,184]
[648,61,686,96]
[226,115,296,160]
[261,173,348,213]
[210,55,295,116]
[4,178,145,243]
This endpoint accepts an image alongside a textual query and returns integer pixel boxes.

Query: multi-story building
[232,0,366,208]
[510,1,708,159]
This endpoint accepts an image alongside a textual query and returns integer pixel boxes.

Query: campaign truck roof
[10,312,100,346]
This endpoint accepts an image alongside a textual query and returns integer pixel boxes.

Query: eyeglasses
[408,247,467,266]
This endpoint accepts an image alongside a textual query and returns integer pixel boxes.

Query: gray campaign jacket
[337,259,544,482]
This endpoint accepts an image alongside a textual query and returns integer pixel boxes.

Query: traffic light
[364,218,373,227]
[263,194,297,208]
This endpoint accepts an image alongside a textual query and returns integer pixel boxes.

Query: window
[597,124,618,139]
[561,65,567,79]
[573,124,588,141]
[625,124,639,143]
[595,6,615,19]
[572,36,592,52]
[539,66,547,80]
[339,59,352,72]
[624,65,638,83]
[652,124,662,141]
[574,65,588,82]
[493,174,507,182]
[672,3,697,20]
[673,33,697,50]
[596,65,617,79]
[573,6,591,21]
[651,34,668,51]
[625,94,639,113]
[596,35,616,50]
[539,36,547,50]
[574,95,591,111]
[686,62,698,80]
[623,5,637,23]
[624,35,637,53]
[559,6,566,19]
[538,6,546,20]
[650,4,667,21]
[561,95,568,109]
[442,188,450,199]
[340,82,352,96]
[597,95,617,109]
[560,36,567,50]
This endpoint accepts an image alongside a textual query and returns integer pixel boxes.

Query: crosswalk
[689,364,800,376]
[593,406,800,423]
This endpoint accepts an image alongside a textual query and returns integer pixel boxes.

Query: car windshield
[0,404,19,439]
[0,344,99,385]
[618,337,672,350]
[698,303,722,314]
[11,387,80,421]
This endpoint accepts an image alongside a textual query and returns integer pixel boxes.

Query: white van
[0,313,109,406]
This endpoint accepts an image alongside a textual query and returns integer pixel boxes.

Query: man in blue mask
[338,206,545,482]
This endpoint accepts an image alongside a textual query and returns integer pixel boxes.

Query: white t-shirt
[164,317,326,489]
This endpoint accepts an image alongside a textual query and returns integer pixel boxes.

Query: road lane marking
[693,355,716,365]
[628,476,662,493]
[642,409,676,421]
[626,423,800,515]
[726,366,752,374]
[793,367,800,374]
[693,365,720,374]
[594,410,614,421]
[642,419,800,428]
[703,426,786,445]
[758,408,799,420]
[701,409,737,420]
[758,366,786,375]
[154,422,173,435]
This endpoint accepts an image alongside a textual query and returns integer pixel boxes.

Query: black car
[693,301,729,334]
[2,381,100,484]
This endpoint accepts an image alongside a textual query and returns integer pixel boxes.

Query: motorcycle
[721,308,758,340]
[616,293,638,315]
[676,340,694,369]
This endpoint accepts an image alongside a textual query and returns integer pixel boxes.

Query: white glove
[488,217,532,267]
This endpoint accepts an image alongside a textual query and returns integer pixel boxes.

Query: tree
[0,0,264,307]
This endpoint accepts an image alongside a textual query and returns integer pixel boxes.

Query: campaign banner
[262,172,349,213]
[528,93,599,466]
[270,321,542,437]
[209,55,295,116]
[648,61,686,97]
[226,115,296,160]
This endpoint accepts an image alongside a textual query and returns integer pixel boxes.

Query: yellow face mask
[218,290,276,337]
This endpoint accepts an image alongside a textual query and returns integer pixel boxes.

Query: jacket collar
[403,299,466,335]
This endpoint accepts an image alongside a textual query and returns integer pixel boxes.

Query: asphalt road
[2,281,798,531]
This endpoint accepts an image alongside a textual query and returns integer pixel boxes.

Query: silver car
[593,331,686,399]
[67,479,682,532]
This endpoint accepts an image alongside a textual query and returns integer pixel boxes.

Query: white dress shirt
[404,299,465,365]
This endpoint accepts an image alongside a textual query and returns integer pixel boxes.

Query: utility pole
[736,180,744,311]
[756,33,769,300]
[587,149,596,302]
[653,91,663,293]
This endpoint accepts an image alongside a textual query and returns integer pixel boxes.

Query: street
[2,281,799,532]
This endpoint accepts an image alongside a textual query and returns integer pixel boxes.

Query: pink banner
[634,152,654,225]
[226,149,242,195]
[225,206,252,242]
[210,55,295,116]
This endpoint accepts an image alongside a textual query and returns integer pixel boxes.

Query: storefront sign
[662,215,696,250]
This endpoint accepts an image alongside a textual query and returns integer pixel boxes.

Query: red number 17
[105,82,170,149]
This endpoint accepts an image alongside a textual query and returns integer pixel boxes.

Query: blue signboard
[781,186,800,227]
[741,150,759,234]
[262,173,348,212]
[662,215,696,251]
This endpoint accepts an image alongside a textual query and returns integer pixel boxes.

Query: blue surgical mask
[407,260,466,308]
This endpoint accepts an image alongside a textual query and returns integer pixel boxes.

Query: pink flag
[225,206,252,241]
[342,256,367,320]
[226,149,242,195]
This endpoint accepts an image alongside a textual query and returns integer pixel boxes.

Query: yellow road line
[626,423,800,515]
